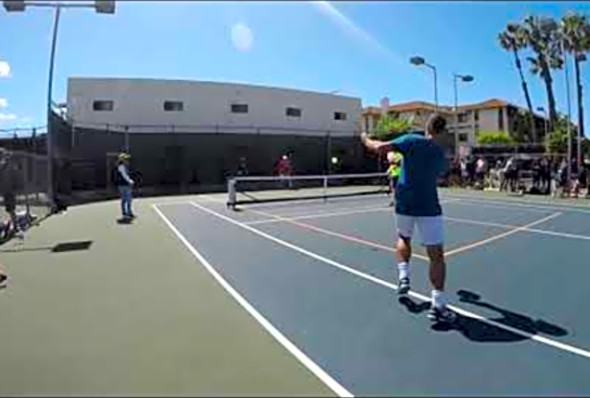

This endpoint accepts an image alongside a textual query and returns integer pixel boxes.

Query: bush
[371,115,412,141]
[476,131,516,145]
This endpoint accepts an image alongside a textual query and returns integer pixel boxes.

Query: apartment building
[362,99,547,149]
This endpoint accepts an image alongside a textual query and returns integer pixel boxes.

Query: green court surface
[0,196,333,396]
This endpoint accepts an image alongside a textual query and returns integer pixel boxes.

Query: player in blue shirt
[361,114,455,323]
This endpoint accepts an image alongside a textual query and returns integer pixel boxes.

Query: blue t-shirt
[388,133,447,217]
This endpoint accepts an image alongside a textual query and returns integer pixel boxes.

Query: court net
[227,172,390,208]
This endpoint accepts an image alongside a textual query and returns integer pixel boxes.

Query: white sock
[432,290,446,309]
[398,262,410,280]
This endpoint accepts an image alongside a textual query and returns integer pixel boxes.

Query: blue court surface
[153,191,590,396]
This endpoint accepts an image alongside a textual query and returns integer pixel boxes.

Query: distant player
[361,114,456,323]
[386,151,403,207]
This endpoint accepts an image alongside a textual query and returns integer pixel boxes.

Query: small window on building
[164,101,184,111]
[93,100,113,111]
[458,133,469,142]
[231,103,249,114]
[498,108,504,130]
[334,111,347,121]
[286,107,302,118]
[458,112,469,123]
[474,110,479,121]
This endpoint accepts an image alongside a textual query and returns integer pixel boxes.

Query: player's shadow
[398,289,568,343]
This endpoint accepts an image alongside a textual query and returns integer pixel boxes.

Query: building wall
[67,78,361,137]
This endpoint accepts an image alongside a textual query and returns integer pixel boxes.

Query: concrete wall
[67,78,361,137]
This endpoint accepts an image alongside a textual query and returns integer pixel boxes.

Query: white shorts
[395,214,444,246]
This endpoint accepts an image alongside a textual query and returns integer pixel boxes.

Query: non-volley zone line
[152,204,353,398]
[189,201,590,361]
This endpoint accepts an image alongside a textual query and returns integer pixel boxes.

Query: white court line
[444,212,562,257]
[244,199,459,226]
[152,204,353,398]
[443,199,550,214]
[444,216,590,242]
[442,193,590,215]
[189,201,590,361]
[242,202,590,243]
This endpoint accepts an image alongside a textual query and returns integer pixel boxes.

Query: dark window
[458,112,469,123]
[93,100,113,111]
[231,103,248,114]
[164,101,184,111]
[458,133,469,142]
[474,110,479,121]
[286,107,302,117]
[498,108,504,130]
[334,111,347,121]
[364,117,369,132]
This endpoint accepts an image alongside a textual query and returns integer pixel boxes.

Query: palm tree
[561,12,590,163]
[522,16,563,133]
[498,23,538,141]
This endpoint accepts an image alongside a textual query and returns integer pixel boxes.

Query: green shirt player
[386,151,403,206]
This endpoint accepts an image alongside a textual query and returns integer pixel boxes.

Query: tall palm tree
[561,12,590,163]
[522,16,563,133]
[498,23,538,141]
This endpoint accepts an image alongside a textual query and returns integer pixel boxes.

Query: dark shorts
[390,176,399,188]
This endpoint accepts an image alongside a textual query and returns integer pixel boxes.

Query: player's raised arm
[360,132,390,154]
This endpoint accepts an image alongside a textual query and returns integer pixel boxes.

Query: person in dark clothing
[466,157,477,187]
[113,152,135,220]
[532,160,541,190]
[0,150,23,239]
[236,157,249,177]
[540,157,551,194]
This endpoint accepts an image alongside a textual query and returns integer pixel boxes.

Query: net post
[227,177,237,210]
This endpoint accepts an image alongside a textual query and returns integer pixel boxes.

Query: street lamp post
[410,56,438,110]
[3,0,115,208]
[453,74,474,156]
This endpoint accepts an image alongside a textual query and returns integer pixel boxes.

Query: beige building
[362,99,547,150]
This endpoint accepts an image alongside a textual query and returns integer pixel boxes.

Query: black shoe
[427,305,456,323]
[397,277,410,295]
[0,274,8,289]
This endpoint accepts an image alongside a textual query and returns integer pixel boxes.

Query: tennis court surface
[157,189,590,396]
[2,187,590,395]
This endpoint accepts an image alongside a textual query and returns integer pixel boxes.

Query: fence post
[227,178,236,209]
[323,175,328,203]
[22,154,31,216]
[124,125,130,152]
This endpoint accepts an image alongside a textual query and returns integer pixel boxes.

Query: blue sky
[0,1,588,136]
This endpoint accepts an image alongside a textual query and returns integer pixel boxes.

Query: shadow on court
[398,289,568,343]
[0,240,93,254]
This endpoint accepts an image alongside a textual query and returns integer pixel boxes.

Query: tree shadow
[398,289,568,343]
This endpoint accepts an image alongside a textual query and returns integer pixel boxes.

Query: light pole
[453,74,474,156]
[410,56,438,110]
[3,0,115,207]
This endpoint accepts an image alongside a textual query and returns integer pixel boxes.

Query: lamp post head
[410,56,425,66]
[461,75,474,82]
[95,0,115,14]
[3,0,25,12]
